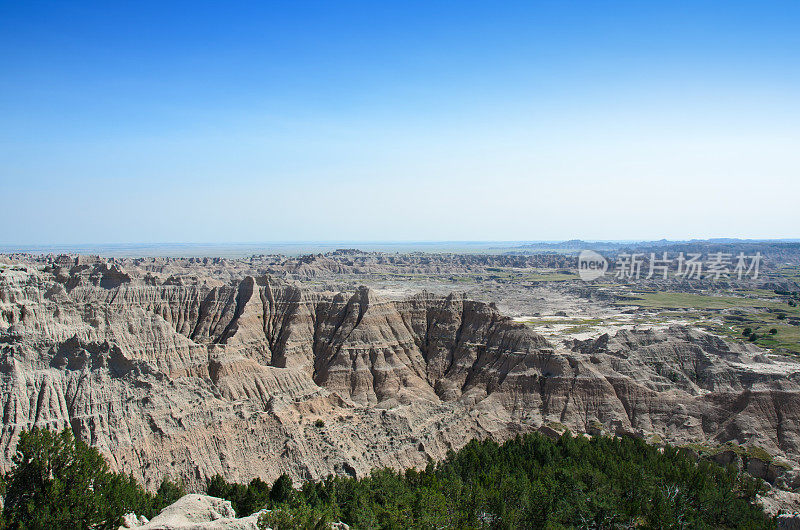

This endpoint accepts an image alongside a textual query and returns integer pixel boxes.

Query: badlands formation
[1,252,800,497]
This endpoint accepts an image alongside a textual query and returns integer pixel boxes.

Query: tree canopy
[1,428,183,530]
[253,432,773,529]
[0,428,775,529]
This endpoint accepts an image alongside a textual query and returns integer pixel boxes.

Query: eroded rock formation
[2,260,800,491]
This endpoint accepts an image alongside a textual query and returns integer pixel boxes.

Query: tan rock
[121,494,260,529]
[2,259,800,497]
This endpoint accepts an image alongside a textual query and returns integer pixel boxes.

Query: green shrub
[259,503,334,530]
[270,474,294,504]
[154,476,185,510]
[207,474,270,516]
[1,428,157,529]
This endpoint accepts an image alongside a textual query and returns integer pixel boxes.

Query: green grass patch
[618,292,785,310]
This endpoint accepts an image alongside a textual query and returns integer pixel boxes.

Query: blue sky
[1,1,799,244]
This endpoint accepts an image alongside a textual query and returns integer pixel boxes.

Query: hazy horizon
[2,238,799,258]
[2,2,799,244]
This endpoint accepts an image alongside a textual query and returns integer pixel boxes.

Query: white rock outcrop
[120,494,261,529]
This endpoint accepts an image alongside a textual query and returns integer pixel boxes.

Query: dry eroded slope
[1,260,799,490]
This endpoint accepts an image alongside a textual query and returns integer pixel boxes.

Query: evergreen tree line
[239,433,774,529]
[0,428,185,529]
[0,428,775,529]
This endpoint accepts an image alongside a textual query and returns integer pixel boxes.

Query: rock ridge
[1,262,800,492]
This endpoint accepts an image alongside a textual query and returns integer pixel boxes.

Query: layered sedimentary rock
[1,260,800,491]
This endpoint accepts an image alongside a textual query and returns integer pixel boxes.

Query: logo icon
[578,250,608,281]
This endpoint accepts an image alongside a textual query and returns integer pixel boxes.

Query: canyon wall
[1,260,799,490]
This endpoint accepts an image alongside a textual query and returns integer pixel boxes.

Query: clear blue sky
[1,1,798,244]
